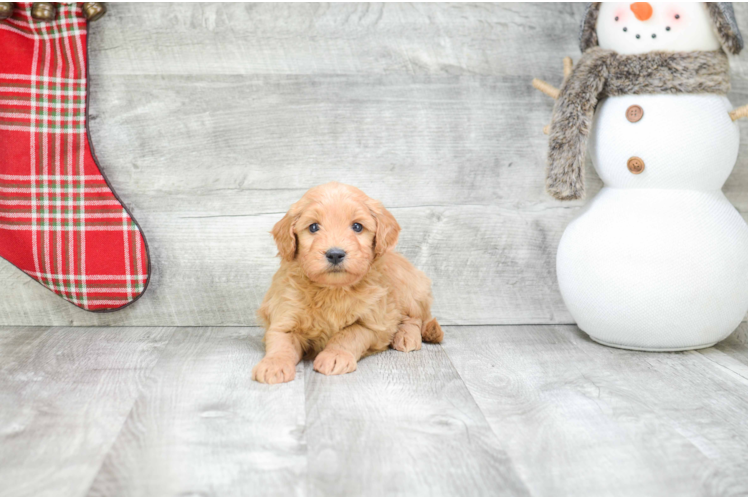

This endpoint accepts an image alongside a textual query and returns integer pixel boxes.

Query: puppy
[253,182,443,384]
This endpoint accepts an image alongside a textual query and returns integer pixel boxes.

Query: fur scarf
[546,48,731,200]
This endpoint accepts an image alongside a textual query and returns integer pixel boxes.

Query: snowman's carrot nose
[630,2,653,21]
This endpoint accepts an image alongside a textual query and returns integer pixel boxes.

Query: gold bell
[82,2,106,22]
[31,2,56,21]
[0,2,13,20]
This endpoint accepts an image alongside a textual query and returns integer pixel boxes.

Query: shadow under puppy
[253,182,443,384]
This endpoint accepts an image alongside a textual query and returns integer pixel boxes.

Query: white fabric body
[596,2,721,54]
[557,94,748,350]
[590,94,739,190]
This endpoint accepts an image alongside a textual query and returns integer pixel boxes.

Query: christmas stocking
[0,3,150,311]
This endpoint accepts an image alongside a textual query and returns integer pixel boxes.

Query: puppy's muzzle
[325,248,346,266]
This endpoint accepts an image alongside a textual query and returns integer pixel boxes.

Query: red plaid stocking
[0,3,150,311]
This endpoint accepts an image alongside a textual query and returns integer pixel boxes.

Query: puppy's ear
[272,207,299,262]
[366,198,400,257]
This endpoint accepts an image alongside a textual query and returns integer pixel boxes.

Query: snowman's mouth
[630,31,659,40]
[622,26,670,41]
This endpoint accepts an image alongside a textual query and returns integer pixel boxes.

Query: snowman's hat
[579,2,743,55]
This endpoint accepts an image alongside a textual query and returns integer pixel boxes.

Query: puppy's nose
[325,248,346,265]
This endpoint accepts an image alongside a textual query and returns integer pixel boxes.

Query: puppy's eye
[352,222,363,233]
[309,223,320,233]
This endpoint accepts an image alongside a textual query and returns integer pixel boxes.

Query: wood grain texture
[303,343,528,496]
[0,326,174,496]
[704,322,748,369]
[443,324,748,496]
[85,328,529,495]
[0,71,578,326]
[88,3,585,77]
[5,325,748,495]
[0,2,747,326]
[86,327,306,496]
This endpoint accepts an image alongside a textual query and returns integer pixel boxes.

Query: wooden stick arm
[532,78,560,100]
[536,57,571,134]
[563,57,573,79]
[730,104,748,121]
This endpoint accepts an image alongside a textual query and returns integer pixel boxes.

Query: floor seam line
[0,323,580,328]
[80,326,180,496]
[693,349,748,384]
[436,342,533,496]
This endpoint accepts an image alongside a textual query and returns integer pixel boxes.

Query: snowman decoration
[533,2,748,350]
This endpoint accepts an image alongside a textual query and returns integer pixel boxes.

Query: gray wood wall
[2,2,748,326]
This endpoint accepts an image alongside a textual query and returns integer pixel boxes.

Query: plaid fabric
[0,3,149,311]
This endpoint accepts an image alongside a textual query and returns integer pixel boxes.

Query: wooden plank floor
[3,324,748,496]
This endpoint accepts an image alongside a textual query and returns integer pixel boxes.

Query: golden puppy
[253,182,443,384]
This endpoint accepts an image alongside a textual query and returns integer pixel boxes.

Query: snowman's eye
[615,16,619,21]
[675,14,680,19]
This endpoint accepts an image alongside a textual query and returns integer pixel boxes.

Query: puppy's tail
[422,318,444,343]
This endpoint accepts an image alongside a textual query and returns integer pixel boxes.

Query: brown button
[626,105,644,123]
[627,156,645,174]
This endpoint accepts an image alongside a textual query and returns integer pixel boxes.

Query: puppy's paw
[313,348,357,376]
[422,318,444,343]
[391,327,422,352]
[252,356,297,384]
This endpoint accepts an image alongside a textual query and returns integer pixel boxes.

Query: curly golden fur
[252,182,443,384]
